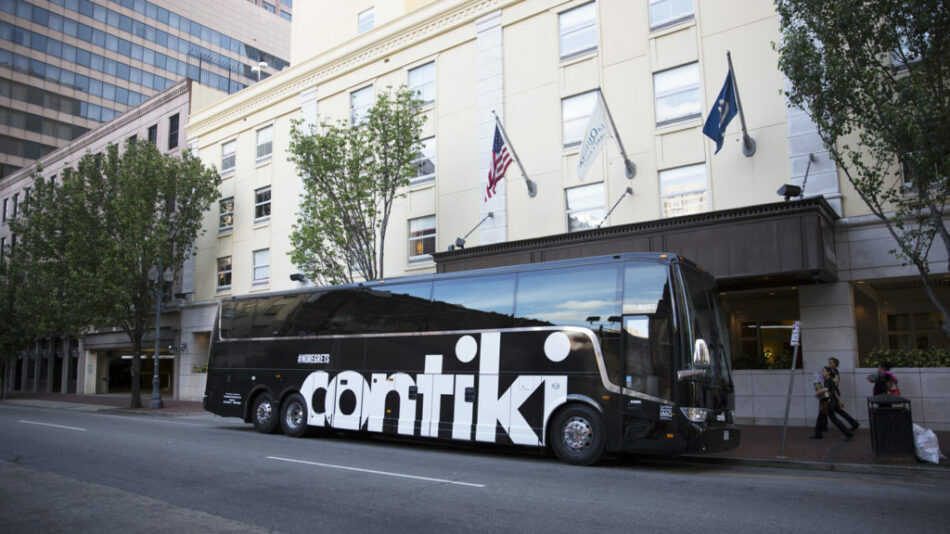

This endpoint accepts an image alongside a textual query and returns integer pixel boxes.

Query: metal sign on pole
[778,320,801,458]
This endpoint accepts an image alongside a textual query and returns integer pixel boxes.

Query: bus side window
[371,282,433,333]
[622,262,674,400]
[514,264,622,376]
[279,291,331,336]
[430,274,516,331]
[251,295,302,337]
[228,300,256,339]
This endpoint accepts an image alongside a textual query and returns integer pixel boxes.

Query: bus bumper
[689,424,741,453]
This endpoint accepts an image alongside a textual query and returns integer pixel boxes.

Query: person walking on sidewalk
[827,357,859,432]
[867,362,901,396]
[811,366,855,441]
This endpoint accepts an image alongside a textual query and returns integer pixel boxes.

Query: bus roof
[222,252,702,302]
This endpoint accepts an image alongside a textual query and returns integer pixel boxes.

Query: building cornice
[187,0,519,139]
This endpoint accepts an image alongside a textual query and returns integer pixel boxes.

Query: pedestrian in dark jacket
[827,357,859,431]
[811,366,854,441]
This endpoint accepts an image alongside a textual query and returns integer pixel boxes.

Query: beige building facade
[184,0,948,427]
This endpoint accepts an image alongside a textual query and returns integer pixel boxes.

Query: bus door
[620,261,676,451]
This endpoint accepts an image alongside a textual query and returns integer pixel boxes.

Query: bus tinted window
[371,282,433,332]
[516,263,622,381]
[251,295,302,337]
[514,264,621,328]
[223,300,255,339]
[430,274,516,330]
[622,262,674,400]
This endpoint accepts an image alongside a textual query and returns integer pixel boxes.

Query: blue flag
[703,70,738,154]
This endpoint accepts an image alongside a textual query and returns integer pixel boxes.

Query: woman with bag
[868,362,901,396]
[811,366,855,441]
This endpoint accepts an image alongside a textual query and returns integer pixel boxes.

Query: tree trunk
[129,333,143,408]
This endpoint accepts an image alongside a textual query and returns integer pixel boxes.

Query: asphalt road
[1,403,948,534]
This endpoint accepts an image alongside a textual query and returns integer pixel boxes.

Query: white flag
[576,95,610,181]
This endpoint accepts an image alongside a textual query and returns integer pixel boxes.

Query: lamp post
[147,259,173,409]
[251,61,268,83]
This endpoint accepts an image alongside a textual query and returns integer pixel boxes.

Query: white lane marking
[267,456,486,488]
[19,420,87,431]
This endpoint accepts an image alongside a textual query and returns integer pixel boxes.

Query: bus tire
[550,404,606,466]
[280,393,309,437]
[251,392,280,434]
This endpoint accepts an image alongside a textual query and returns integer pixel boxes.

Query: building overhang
[432,197,840,291]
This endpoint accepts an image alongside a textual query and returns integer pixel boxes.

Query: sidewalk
[2,392,947,474]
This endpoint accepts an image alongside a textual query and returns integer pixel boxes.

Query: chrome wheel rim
[563,416,593,451]
[255,400,273,426]
[287,402,304,429]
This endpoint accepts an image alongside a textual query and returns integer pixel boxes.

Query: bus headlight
[680,407,708,422]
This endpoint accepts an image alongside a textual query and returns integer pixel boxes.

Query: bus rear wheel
[251,392,280,434]
[281,393,309,437]
[550,404,606,465]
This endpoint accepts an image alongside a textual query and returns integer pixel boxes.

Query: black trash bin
[867,394,915,462]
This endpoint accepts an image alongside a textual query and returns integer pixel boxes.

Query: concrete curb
[680,454,950,479]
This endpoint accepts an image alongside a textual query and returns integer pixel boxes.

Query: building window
[255,186,271,221]
[408,215,436,261]
[147,124,157,145]
[0,237,5,258]
[280,10,291,21]
[735,319,804,370]
[358,7,374,34]
[659,163,707,217]
[408,62,435,105]
[11,193,18,218]
[217,256,232,289]
[565,182,605,232]
[653,62,701,125]
[559,2,598,58]
[649,0,694,30]
[256,125,273,162]
[411,137,436,186]
[219,197,234,231]
[168,113,179,149]
[262,2,276,13]
[221,140,236,174]
[887,312,949,350]
[128,134,137,145]
[561,91,598,146]
[350,85,373,125]
[2,198,6,223]
[253,248,270,283]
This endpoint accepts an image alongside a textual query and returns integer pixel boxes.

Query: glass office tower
[0,0,290,178]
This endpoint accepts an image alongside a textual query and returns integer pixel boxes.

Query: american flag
[485,125,513,200]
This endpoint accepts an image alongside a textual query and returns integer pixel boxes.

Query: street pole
[778,321,801,457]
[149,258,164,410]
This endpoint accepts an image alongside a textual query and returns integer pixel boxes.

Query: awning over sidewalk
[432,198,839,291]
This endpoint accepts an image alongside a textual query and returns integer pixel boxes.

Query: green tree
[774,0,950,337]
[9,141,220,407]
[289,86,425,285]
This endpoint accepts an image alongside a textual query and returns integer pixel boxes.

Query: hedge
[864,348,950,368]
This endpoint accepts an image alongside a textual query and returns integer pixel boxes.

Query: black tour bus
[204,253,739,465]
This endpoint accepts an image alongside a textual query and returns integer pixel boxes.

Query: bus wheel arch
[280,392,310,437]
[548,402,607,466]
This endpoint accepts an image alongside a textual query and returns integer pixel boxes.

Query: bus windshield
[679,265,733,386]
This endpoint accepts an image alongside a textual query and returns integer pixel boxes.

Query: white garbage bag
[912,423,946,464]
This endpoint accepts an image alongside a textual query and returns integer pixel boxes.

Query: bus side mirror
[693,338,710,368]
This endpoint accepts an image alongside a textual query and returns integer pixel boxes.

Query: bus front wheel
[280,393,309,437]
[251,392,280,434]
[550,404,606,465]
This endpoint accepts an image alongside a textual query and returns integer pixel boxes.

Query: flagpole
[596,89,636,179]
[726,51,756,157]
[596,186,632,228]
[491,111,537,197]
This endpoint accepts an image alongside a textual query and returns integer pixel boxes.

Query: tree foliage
[774,0,950,337]
[289,86,425,285]
[7,141,220,406]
